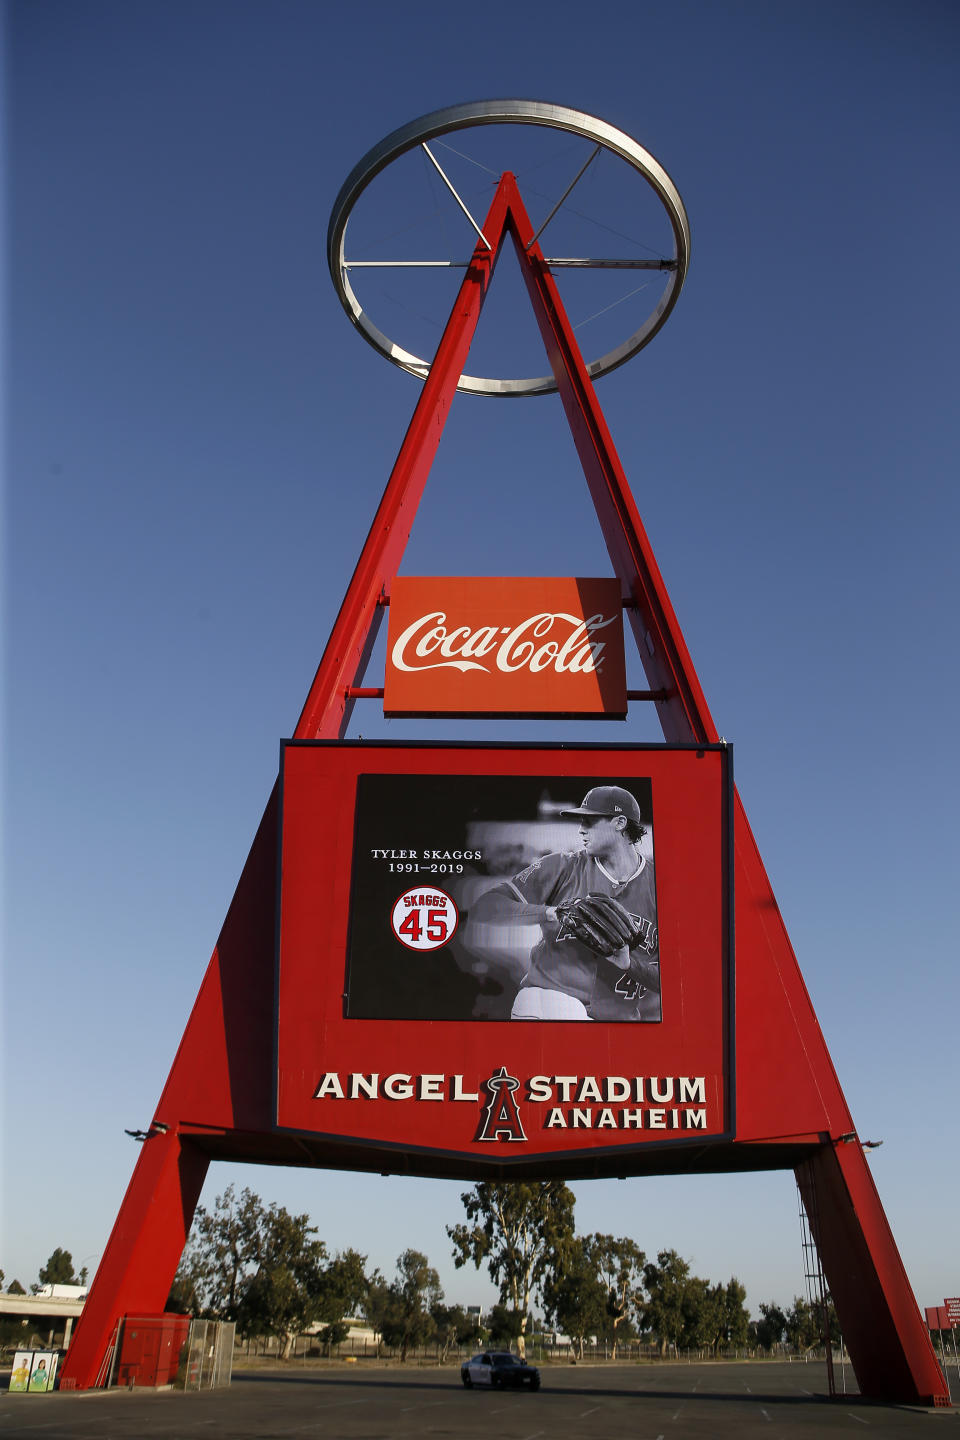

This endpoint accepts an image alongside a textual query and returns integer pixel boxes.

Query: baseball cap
[561,785,642,826]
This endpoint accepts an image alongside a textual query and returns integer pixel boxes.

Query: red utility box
[115,1315,189,1387]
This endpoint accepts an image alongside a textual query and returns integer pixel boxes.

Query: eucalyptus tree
[447,1181,576,1354]
[638,1248,691,1355]
[587,1233,645,1357]
[380,1249,442,1362]
[542,1236,608,1359]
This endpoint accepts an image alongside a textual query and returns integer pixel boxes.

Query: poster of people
[9,1351,59,1393]
[345,773,659,1023]
[28,1353,58,1392]
[8,1352,33,1393]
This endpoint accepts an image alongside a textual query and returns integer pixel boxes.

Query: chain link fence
[181,1321,235,1389]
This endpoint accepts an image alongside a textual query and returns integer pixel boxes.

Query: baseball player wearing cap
[469,785,660,1021]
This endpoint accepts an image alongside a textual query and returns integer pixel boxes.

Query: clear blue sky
[3,0,958,1320]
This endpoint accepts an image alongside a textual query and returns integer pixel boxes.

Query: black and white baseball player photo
[344,773,660,1022]
[464,785,660,1022]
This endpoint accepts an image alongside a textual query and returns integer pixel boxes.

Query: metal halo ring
[327,100,690,397]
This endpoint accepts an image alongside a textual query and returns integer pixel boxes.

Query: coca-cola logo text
[390,610,615,676]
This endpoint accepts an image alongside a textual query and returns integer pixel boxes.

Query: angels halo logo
[476,1066,527,1143]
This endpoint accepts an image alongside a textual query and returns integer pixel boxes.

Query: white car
[460,1351,541,1390]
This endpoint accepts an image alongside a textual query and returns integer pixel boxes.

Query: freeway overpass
[0,1292,86,1348]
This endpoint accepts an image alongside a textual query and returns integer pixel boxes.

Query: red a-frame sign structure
[61,167,948,1405]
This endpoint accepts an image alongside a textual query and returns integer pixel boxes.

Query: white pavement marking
[761,1409,772,1421]
[579,1407,601,1417]
[400,1401,445,1412]
[848,1415,870,1425]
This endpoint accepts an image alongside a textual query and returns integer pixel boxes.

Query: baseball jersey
[503,849,660,1021]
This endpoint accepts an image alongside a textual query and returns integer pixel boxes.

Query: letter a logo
[476,1066,527,1143]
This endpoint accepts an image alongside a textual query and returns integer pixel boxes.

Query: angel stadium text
[310,1072,710,1133]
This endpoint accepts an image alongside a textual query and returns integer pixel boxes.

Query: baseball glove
[555,893,646,956]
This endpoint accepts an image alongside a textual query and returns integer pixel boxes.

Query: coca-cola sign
[384,578,626,716]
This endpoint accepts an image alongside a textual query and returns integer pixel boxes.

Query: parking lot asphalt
[0,1361,955,1440]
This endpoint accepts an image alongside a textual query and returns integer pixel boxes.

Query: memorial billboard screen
[275,742,733,1167]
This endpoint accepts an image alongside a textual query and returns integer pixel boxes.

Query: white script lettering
[390,611,615,677]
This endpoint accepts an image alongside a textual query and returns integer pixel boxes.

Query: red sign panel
[383,577,627,717]
[275,743,733,1172]
[946,1298,960,1327]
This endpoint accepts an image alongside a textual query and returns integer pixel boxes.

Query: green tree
[678,1275,707,1349]
[363,1273,392,1359]
[7,1278,26,1296]
[447,1181,576,1356]
[36,1247,80,1289]
[485,1302,529,1347]
[543,1236,608,1359]
[236,1206,328,1359]
[639,1266,749,1355]
[431,1302,475,1361]
[187,1185,267,1316]
[588,1234,645,1358]
[785,1295,821,1353]
[638,1249,690,1355]
[754,1301,787,1352]
[380,1250,441,1362]
[315,1249,369,1355]
[718,1278,750,1351]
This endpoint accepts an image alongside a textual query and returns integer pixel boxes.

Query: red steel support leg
[797,1144,950,1404]
[732,796,949,1403]
[60,791,281,1389]
[63,1131,209,1388]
